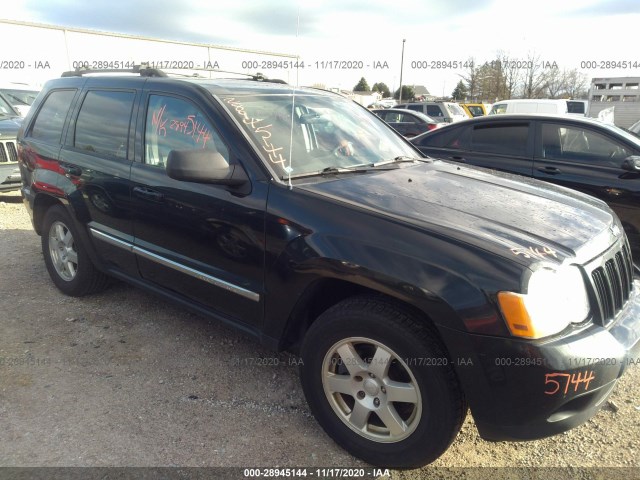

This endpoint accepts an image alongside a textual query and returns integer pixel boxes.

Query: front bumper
[442,280,640,441]
[0,164,21,192]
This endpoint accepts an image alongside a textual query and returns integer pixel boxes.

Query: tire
[41,205,110,296]
[300,295,466,469]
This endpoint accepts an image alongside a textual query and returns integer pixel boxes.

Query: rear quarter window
[28,90,76,144]
[415,125,466,148]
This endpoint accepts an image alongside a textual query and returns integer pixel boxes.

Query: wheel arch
[275,276,453,356]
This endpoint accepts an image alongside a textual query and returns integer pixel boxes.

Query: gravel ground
[0,190,639,479]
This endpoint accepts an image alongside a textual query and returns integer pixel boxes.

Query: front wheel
[300,295,466,468]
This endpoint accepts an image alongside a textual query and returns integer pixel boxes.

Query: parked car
[18,70,640,468]
[0,95,22,192]
[489,99,570,115]
[411,114,640,258]
[372,108,440,137]
[459,103,488,117]
[0,83,40,117]
[395,101,468,123]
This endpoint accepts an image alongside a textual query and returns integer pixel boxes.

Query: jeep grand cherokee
[17,68,640,468]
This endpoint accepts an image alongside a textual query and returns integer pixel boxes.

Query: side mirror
[621,155,640,172]
[166,150,247,186]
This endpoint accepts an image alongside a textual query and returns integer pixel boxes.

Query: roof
[412,85,431,95]
[46,73,339,98]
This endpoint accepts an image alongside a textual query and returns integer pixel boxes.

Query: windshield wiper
[283,163,400,180]
[281,156,430,180]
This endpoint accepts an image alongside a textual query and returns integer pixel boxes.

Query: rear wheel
[300,295,466,468]
[42,205,110,296]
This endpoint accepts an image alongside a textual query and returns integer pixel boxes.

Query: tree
[353,77,370,92]
[451,81,468,101]
[372,82,391,98]
[562,69,588,99]
[544,68,565,98]
[393,85,415,101]
[521,52,548,99]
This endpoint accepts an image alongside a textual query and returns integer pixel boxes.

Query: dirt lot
[0,190,639,479]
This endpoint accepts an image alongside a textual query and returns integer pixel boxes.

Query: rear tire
[300,295,466,468]
[41,205,110,296]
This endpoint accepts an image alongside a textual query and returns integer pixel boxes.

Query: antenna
[287,3,301,190]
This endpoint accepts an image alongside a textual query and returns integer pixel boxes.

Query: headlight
[497,264,590,339]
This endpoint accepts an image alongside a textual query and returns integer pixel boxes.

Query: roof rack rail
[60,64,288,84]
[61,64,168,78]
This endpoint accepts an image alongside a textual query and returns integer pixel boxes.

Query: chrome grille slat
[0,140,18,163]
[588,240,634,327]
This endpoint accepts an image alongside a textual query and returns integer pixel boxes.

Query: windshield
[0,95,17,116]
[0,89,39,106]
[219,92,418,179]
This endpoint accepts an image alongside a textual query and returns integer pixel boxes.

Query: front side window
[74,90,135,158]
[144,95,228,169]
[542,123,631,166]
[471,124,529,156]
[29,90,76,143]
[489,104,507,115]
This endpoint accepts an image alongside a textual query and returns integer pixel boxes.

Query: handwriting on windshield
[151,104,211,148]
[510,246,558,260]
[223,97,288,167]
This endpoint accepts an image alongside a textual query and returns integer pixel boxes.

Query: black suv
[17,69,640,468]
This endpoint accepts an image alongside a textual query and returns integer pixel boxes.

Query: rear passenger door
[57,81,140,277]
[463,121,534,176]
[129,89,266,327]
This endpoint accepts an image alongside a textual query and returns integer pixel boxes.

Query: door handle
[451,156,466,162]
[536,166,561,175]
[133,186,164,202]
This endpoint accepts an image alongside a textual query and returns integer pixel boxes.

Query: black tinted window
[30,90,76,143]
[426,105,444,118]
[567,101,585,114]
[471,123,529,156]
[415,126,465,148]
[407,104,423,112]
[75,90,135,158]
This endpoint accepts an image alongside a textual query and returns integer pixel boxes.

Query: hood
[0,116,22,136]
[299,160,617,267]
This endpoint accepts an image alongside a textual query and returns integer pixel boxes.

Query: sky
[2,0,640,97]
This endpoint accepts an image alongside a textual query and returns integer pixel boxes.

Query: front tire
[42,205,110,296]
[300,295,466,468]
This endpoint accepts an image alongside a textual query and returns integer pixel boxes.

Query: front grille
[589,242,633,326]
[0,140,18,163]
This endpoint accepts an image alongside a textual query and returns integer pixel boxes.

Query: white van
[489,99,569,115]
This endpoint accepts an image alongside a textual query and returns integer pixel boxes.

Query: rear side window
[29,90,76,143]
[74,90,135,159]
[426,105,444,118]
[406,104,423,112]
[471,123,529,156]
